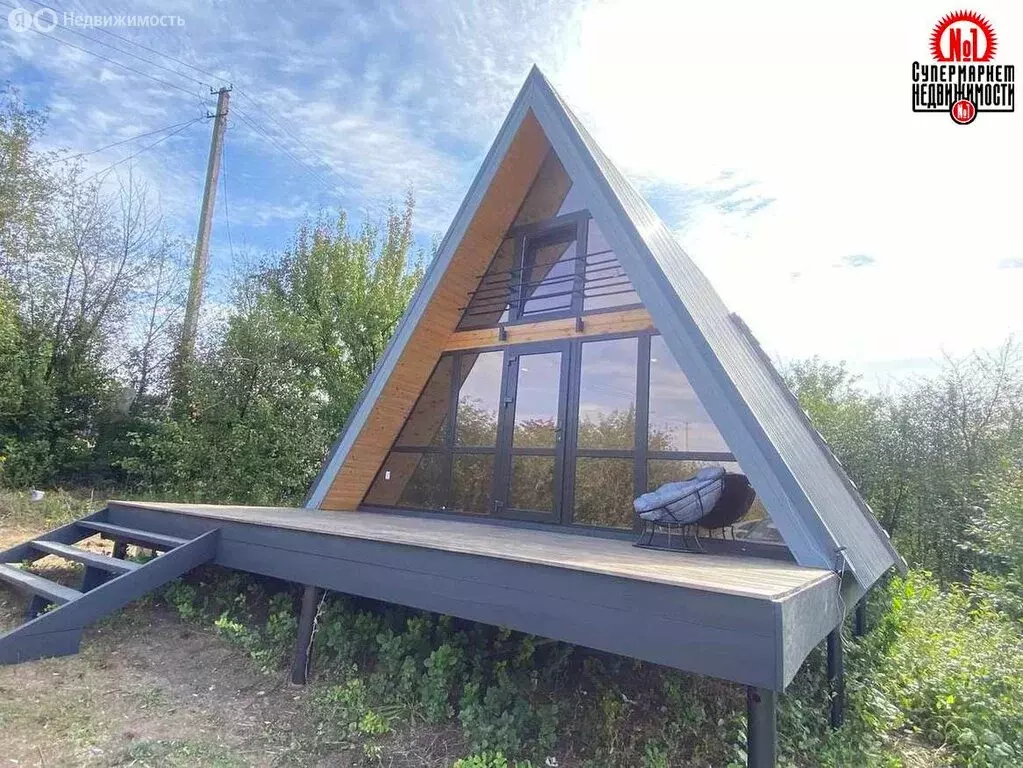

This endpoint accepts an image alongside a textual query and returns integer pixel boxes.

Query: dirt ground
[0,520,473,768]
[0,523,321,768]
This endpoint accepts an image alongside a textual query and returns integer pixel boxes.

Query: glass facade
[573,457,634,528]
[365,331,775,540]
[395,356,453,447]
[367,181,775,539]
[576,337,637,451]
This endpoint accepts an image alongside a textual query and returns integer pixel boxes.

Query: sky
[2,0,1021,388]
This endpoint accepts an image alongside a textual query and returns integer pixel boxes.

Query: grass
[0,665,103,761]
[0,486,104,534]
[113,739,250,767]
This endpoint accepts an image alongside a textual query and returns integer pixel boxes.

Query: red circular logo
[931,11,997,62]
[950,99,977,124]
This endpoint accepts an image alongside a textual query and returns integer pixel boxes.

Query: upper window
[458,211,640,330]
[520,227,577,317]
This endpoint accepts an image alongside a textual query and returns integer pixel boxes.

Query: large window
[570,337,638,529]
[365,351,502,515]
[365,330,775,541]
[648,335,729,453]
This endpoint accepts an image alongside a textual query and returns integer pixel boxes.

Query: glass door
[493,341,570,522]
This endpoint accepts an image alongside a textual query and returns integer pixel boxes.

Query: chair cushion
[634,466,725,524]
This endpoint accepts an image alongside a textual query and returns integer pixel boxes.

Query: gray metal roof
[306,66,904,591]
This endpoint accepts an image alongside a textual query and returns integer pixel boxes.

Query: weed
[115,739,247,767]
[452,751,534,768]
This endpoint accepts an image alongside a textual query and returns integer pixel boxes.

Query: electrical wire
[232,88,328,174]
[18,0,212,88]
[82,117,202,183]
[7,0,337,198]
[43,118,202,166]
[232,106,335,193]
[63,9,232,86]
[0,0,202,98]
[13,0,335,195]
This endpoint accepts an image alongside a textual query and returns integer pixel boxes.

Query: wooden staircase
[0,510,218,664]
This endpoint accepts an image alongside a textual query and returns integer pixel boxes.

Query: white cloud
[3,0,1019,379]
[548,0,1023,377]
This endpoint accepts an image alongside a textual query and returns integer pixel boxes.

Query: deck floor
[113,501,832,600]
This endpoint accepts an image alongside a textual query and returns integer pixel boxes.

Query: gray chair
[634,468,755,552]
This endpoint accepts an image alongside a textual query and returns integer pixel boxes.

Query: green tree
[118,200,424,504]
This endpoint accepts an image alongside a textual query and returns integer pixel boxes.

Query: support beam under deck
[827,627,845,728]
[854,598,867,637]
[747,686,777,767]
[291,584,322,685]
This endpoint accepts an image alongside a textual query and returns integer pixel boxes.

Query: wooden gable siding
[320,113,553,510]
[445,307,656,351]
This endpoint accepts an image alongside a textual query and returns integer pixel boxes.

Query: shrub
[874,573,1023,766]
[452,751,533,768]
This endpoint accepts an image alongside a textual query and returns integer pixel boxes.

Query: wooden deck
[106,500,847,691]
[116,501,832,599]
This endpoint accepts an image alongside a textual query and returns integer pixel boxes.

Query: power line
[83,117,203,183]
[61,11,232,86]
[8,0,338,198]
[232,88,330,175]
[19,0,212,89]
[13,0,335,194]
[0,1,203,98]
[43,118,202,166]
[232,106,335,193]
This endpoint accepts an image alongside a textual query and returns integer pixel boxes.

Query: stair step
[30,541,141,574]
[0,563,83,604]
[78,522,188,551]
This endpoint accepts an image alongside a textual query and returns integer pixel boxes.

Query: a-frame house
[0,68,903,767]
[305,65,902,589]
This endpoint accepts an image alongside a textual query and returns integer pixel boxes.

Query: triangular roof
[305,66,904,591]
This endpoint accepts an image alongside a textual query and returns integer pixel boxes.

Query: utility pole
[173,85,231,407]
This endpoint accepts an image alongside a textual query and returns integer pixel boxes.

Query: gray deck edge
[776,572,852,687]
[108,503,838,691]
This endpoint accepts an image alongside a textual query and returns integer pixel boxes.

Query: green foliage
[0,487,99,528]
[2,86,423,497]
[312,677,373,741]
[874,573,1023,765]
[452,752,534,768]
[421,643,464,722]
[112,202,423,505]
[211,592,298,674]
[786,344,1023,583]
[162,567,298,672]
